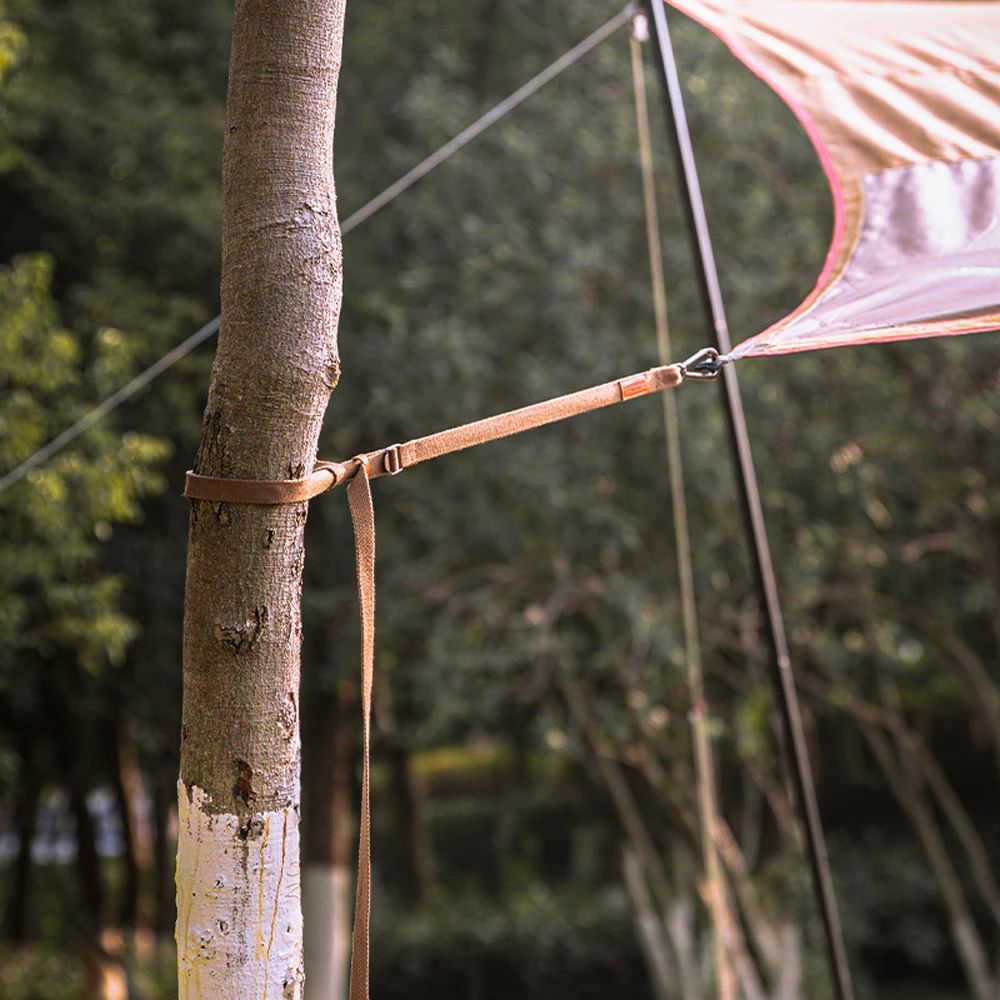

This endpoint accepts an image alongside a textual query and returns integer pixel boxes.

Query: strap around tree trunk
[182,359,690,1000]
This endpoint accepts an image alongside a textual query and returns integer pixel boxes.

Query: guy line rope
[0,1,853,995]
[183,347,726,1000]
[1,8,741,994]
[630,16,740,999]
[0,2,638,498]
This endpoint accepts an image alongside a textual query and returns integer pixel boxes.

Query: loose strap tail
[347,461,375,1000]
[179,356,715,999]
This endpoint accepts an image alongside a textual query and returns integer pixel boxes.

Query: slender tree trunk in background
[177,0,345,995]
[773,924,802,1000]
[5,734,41,942]
[69,783,105,929]
[303,677,356,1000]
[68,773,127,1000]
[665,844,700,1000]
[561,675,696,1000]
[112,738,140,932]
[862,722,994,1000]
[387,731,432,911]
[111,714,153,943]
[378,661,433,910]
[151,762,176,947]
[622,845,679,1000]
[45,684,128,1000]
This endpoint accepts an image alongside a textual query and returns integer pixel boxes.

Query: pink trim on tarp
[737,315,1000,358]
[661,0,850,358]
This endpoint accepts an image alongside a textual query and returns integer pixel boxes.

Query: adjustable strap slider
[382,444,404,476]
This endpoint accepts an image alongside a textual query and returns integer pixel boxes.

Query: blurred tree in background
[1,1,999,999]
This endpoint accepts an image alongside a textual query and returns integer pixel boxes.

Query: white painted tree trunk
[774,923,802,1000]
[622,846,678,1000]
[178,0,345,995]
[302,863,353,1000]
[176,783,303,999]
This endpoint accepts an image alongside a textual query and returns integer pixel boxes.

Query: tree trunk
[69,776,128,1000]
[665,846,700,1000]
[387,737,432,911]
[152,761,177,946]
[45,687,128,1000]
[302,678,356,1000]
[773,923,802,1000]
[177,0,345,996]
[111,714,153,939]
[4,734,41,943]
[623,844,679,1000]
[70,781,106,936]
[862,722,994,1000]
[112,743,140,932]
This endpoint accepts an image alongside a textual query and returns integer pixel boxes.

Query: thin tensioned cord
[641,3,855,998]
[0,314,221,496]
[183,357,693,1000]
[631,23,738,1000]
[0,3,636,499]
[340,3,636,233]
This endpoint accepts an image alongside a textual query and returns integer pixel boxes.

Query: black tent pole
[640,3,854,999]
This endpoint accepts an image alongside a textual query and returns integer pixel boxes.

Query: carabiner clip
[679,347,724,382]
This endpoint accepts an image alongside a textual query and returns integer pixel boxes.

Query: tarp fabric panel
[662,0,1000,358]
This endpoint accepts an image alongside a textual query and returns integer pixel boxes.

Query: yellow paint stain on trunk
[256,814,272,960]
[175,782,302,999]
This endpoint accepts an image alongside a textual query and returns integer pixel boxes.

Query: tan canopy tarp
[664,0,1000,358]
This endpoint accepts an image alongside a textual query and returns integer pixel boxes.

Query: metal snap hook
[679,347,724,381]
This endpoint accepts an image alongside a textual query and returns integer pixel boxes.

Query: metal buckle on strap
[679,347,724,382]
[382,444,403,476]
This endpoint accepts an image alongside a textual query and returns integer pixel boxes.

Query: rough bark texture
[178,0,345,995]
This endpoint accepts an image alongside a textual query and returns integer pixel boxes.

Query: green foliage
[1,0,999,995]
[0,945,82,1000]
[0,0,228,779]
[0,254,170,677]
[371,886,651,1000]
[0,2,25,172]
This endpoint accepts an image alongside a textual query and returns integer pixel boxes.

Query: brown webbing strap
[346,463,374,1000]
[184,363,683,504]
[182,360,686,1000]
[181,461,345,505]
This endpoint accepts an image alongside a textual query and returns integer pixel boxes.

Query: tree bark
[177,1,345,996]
